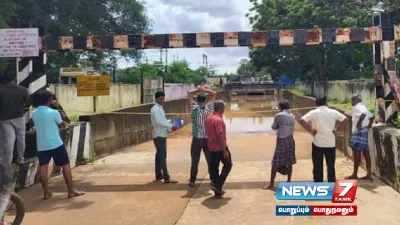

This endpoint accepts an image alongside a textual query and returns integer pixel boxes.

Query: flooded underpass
[171,98,306,138]
[17,98,400,225]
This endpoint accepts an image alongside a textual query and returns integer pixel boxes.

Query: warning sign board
[77,76,110,96]
[0,28,39,58]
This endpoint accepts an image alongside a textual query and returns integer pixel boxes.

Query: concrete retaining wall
[370,125,400,191]
[79,98,192,158]
[295,80,376,105]
[49,84,141,115]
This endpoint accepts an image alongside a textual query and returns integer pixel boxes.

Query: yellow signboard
[77,76,110,96]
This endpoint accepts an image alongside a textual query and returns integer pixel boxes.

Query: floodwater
[171,98,306,138]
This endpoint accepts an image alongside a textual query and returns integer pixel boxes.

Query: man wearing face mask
[187,86,216,187]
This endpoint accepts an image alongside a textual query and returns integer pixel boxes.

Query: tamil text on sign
[0,28,39,58]
[77,76,110,96]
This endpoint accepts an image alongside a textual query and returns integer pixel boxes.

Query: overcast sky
[118,0,252,74]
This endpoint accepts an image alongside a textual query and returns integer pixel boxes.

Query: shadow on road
[39,179,383,193]
[201,196,232,209]
[17,176,382,214]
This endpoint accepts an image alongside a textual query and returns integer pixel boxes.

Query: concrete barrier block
[371,125,400,191]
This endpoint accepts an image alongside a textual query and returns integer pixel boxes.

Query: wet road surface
[15,100,400,225]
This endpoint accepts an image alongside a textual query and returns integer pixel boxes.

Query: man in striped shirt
[187,86,216,187]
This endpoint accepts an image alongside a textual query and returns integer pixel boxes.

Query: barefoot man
[264,99,296,190]
[346,94,374,181]
[32,90,84,200]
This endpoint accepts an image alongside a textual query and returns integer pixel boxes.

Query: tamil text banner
[0,28,39,58]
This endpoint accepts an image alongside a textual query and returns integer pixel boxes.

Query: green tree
[247,0,372,83]
[165,60,204,85]
[1,0,150,78]
[237,59,256,78]
[116,60,205,86]
[0,0,18,71]
[116,62,158,84]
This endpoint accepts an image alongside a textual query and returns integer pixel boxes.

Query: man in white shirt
[151,91,178,183]
[346,94,374,181]
[300,95,347,182]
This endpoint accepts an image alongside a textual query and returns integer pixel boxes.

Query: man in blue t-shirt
[32,90,84,200]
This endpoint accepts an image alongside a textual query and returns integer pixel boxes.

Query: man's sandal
[68,190,85,198]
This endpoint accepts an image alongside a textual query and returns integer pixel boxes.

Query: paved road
[16,127,400,225]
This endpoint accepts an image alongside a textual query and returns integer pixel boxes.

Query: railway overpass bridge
[223,82,281,102]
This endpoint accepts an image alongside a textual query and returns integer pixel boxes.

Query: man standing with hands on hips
[205,100,232,197]
[346,94,374,181]
[300,95,347,182]
[151,91,179,184]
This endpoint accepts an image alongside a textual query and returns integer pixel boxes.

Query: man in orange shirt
[205,100,232,197]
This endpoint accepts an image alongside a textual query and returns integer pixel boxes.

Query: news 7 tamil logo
[275,180,358,203]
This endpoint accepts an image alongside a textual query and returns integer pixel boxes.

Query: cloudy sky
[118,0,253,74]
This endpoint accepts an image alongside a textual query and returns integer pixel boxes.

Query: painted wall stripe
[76,123,87,166]
[29,75,47,94]
[83,123,91,160]
[69,125,80,168]
[24,159,39,187]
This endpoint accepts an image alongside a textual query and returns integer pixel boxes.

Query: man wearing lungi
[264,99,296,190]
[346,94,374,181]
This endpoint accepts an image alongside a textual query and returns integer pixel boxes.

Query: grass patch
[69,114,79,122]
[329,99,352,110]
[289,88,306,96]
[81,151,97,165]
[396,114,400,127]
[367,104,376,116]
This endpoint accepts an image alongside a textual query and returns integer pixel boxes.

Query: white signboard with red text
[0,28,39,58]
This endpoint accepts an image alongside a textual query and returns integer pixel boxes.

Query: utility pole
[202,54,208,82]
[165,49,168,91]
[159,49,163,64]
[165,49,168,68]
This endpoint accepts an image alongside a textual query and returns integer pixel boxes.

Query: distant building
[206,76,227,85]
[59,67,100,84]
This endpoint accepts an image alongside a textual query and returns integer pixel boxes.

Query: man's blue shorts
[38,145,70,166]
